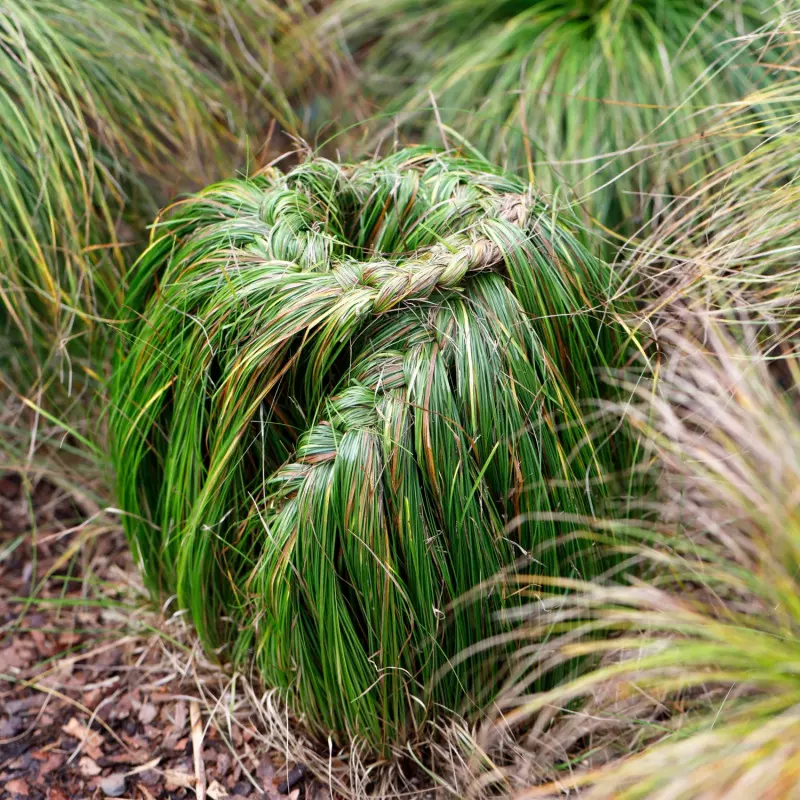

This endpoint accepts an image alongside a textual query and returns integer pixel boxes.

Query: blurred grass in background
[312,0,786,238]
[493,318,800,798]
[0,0,312,400]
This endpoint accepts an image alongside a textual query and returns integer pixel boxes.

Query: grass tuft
[0,0,299,382]
[502,322,800,798]
[316,0,786,233]
[110,146,637,753]
[447,31,800,791]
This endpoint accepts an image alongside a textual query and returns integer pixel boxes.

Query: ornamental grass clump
[111,148,634,752]
[0,0,294,369]
[501,323,800,798]
[317,0,778,231]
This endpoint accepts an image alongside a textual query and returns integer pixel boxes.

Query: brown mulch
[0,472,326,800]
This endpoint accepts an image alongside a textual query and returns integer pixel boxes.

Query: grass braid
[111,147,634,751]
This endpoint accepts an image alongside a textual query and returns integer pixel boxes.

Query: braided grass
[111,148,633,751]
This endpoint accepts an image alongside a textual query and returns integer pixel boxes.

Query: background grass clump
[0,0,300,386]
[110,147,636,752]
[496,322,800,799]
[316,0,779,233]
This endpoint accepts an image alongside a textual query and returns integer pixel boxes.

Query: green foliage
[318,0,779,231]
[0,0,294,373]
[110,148,635,751]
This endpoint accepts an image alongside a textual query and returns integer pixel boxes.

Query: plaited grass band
[111,148,629,751]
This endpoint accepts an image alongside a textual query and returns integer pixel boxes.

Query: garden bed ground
[0,472,326,800]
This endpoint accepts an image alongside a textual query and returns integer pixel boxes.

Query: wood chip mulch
[0,472,327,800]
